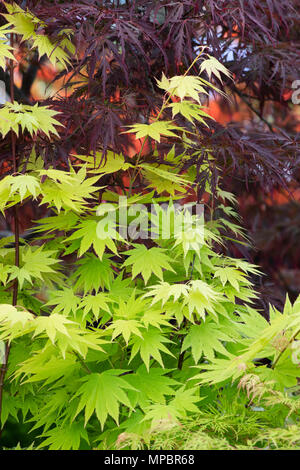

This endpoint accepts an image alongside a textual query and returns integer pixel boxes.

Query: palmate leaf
[123,121,183,143]
[0,175,13,214]
[144,281,189,306]
[141,164,188,195]
[26,314,107,359]
[108,319,143,345]
[122,244,175,284]
[45,288,80,316]
[10,174,41,202]
[3,3,73,69]
[110,293,172,331]
[38,421,89,450]
[72,254,114,294]
[129,327,174,370]
[33,211,79,234]
[156,74,208,102]
[107,292,171,344]
[0,102,62,138]
[0,304,34,340]
[124,365,178,409]
[55,327,107,359]
[107,274,135,301]
[184,280,222,320]
[32,313,75,344]
[214,266,250,292]
[0,391,21,427]
[193,355,251,385]
[257,357,300,390]
[144,387,202,426]
[73,370,136,428]
[200,55,233,82]
[0,263,10,285]
[32,34,73,69]
[3,3,36,40]
[169,101,214,126]
[14,345,81,385]
[64,217,123,260]
[75,151,129,174]
[140,163,190,187]
[140,307,173,330]
[8,246,59,289]
[39,167,100,213]
[0,38,15,69]
[181,320,234,363]
[79,293,112,321]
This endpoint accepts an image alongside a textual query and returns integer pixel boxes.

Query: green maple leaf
[79,293,112,320]
[40,181,84,213]
[45,288,80,316]
[0,102,62,138]
[141,307,173,330]
[125,365,178,408]
[257,355,300,389]
[200,55,232,82]
[73,254,114,293]
[156,74,208,102]
[38,421,89,450]
[8,246,59,288]
[108,319,143,344]
[0,264,10,285]
[193,355,250,385]
[73,370,136,428]
[0,39,15,69]
[129,327,174,370]
[8,266,33,289]
[170,386,202,415]
[144,387,201,425]
[3,4,36,41]
[181,320,233,363]
[15,346,80,385]
[32,313,75,344]
[32,34,72,69]
[4,3,73,69]
[0,175,13,213]
[107,274,135,301]
[123,121,183,143]
[34,211,79,234]
[76,150,128,174]
[0,391,21,427]
[10,174,41,201]
[65,218,122,260]
[235,306,270,340]
[169,101,213,126]
[185,280,222,319]
[0,304,34,340]
[144,282,189,305]
[140,163,189,186]
[40,167,100,213]
[122,244,174,284]
[214,266,248,292]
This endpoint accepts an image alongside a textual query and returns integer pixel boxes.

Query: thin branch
[0,31,20,439]
[233,87,275,133]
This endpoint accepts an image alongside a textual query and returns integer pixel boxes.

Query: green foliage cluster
[0,3,299,451]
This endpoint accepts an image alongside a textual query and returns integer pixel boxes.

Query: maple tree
[0,0,299,309]
[0,1,299,452]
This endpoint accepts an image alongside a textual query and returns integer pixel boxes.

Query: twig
[0,32,20,439]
